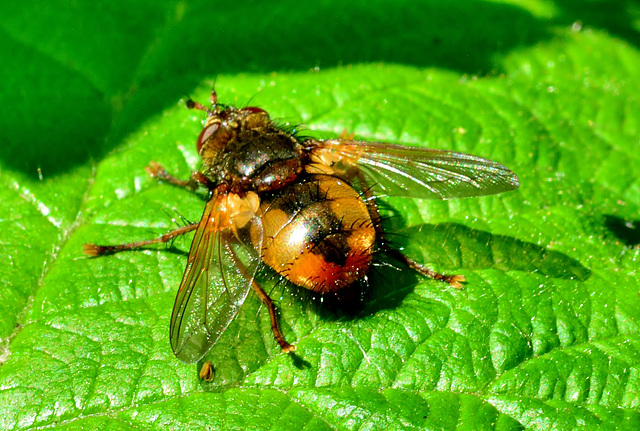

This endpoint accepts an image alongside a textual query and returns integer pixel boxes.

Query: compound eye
[242,106,267,115]
[196,123,219,152]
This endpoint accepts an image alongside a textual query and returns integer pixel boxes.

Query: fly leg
[199,361,214,382]
[351,167,466,289]
[380,246,465,289]
[143,92,218,192]
[146,161,211,192]
[251,280,296,353]
[83,223,199,257]
[226,242,296,354]
[83,161,210,257]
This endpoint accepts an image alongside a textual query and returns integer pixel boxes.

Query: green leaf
[1,1,640,430]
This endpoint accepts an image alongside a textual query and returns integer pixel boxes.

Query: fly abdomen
[259,174,375,294]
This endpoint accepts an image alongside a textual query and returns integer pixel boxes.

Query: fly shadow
[300,222,591,322]
[604,215,640,247]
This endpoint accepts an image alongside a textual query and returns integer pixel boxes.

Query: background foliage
[1,0,639,429]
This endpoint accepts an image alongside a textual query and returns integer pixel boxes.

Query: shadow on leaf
[553,0,640,49]
[306,222,591,323]
[400,223,592,281]
[189,220,592,386]
[3,0,551,176]
[604,214,640,247]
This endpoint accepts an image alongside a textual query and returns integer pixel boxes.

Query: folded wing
[312,139,520,199]
[170,192,262,363]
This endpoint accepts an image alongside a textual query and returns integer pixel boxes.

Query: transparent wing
[169,193,263,363]
[310,139,520,199]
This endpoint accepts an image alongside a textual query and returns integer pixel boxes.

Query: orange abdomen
[258,174,375,294]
